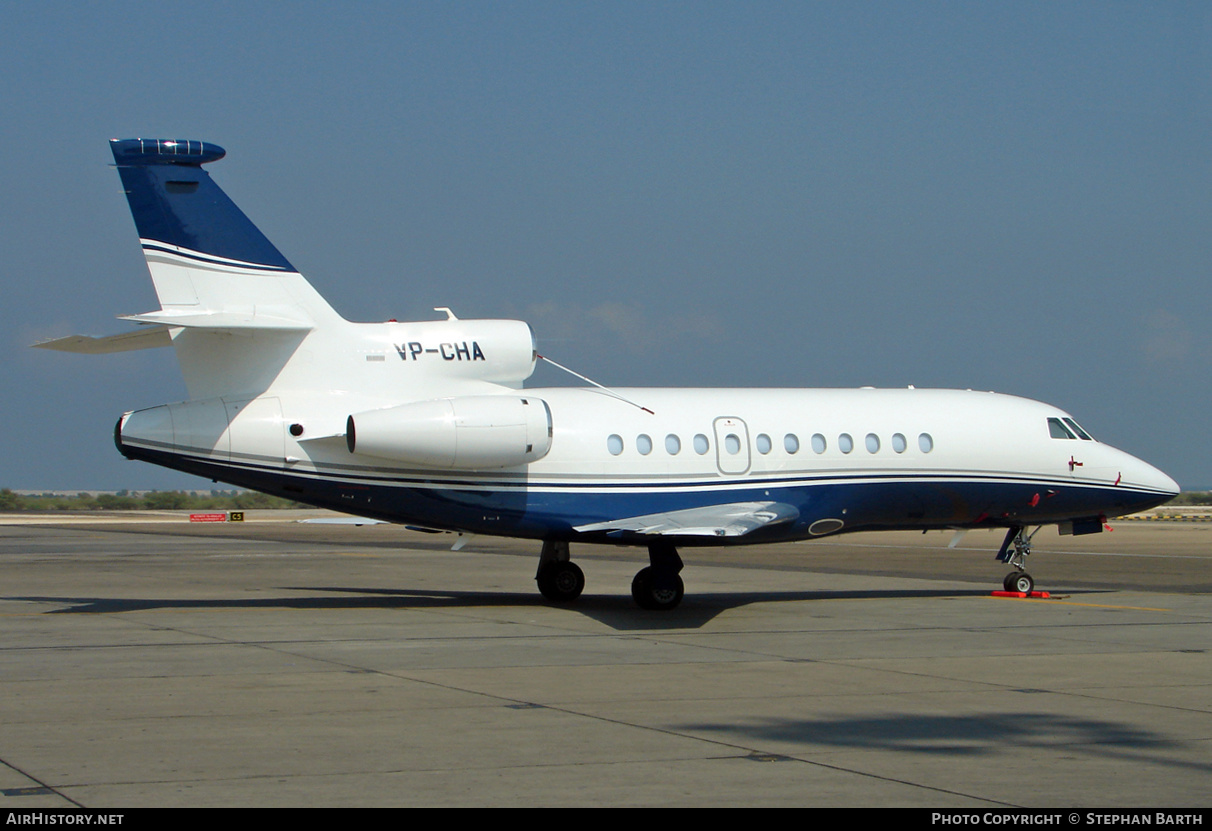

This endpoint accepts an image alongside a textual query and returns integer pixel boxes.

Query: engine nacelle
[371,319,538,387]
[346,396,552,469]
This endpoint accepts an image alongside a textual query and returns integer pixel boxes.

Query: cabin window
[665,434,681,455]
[865,433,880,453]
[811,433,827,453]
[838,433,854,454]
[1048,418,1076,439]
[756,433,772,454]
[607,434,624,455]
[636,434,653,455]
[918,433,934,453]
[892,433,907,453]
[694,434,710,454]
[784,433,800,454]
[724,433,741,454]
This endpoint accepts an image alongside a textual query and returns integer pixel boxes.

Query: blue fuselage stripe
[119,444,1170,544]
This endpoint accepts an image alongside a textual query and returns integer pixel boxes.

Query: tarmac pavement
[0,514,1207,807]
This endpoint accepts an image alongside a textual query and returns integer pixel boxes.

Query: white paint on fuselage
[252,384,1172,496]
[119,308,1176,510]
[152,313,1171,500]
[532,386,1174,497]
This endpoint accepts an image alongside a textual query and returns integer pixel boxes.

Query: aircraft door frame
[713,416,751,476]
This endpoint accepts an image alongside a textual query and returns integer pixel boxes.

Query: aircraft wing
[574,501,800,538]
[297,517,388,526]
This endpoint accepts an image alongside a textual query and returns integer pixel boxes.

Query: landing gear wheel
[631,566,684,611]
[537,561,585,603]
[1009,572,1035,594]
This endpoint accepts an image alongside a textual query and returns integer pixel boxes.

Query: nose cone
[1120,448,1179,494]
[1114,448,1180,513]
[1149,465,1180,498]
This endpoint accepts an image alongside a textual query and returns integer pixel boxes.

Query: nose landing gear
[996,526,1040,594]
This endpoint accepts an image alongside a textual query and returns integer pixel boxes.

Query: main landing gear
[631,541,684,611]
[535,540,585,603]
[535,540,686,610]
[997,526,1039,594]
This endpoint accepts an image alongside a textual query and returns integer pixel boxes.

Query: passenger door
[713,416,751,476]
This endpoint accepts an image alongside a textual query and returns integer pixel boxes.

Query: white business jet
[37,139,1179,610]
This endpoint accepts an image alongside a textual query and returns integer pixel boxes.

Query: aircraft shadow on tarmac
[677,712,1212,774]
[12,586,1005,631]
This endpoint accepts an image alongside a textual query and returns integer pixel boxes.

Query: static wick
[538,354,654,414]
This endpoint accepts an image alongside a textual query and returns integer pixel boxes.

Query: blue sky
[3,1,1210,490]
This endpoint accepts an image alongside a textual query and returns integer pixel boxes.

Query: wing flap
[574,501,800,538]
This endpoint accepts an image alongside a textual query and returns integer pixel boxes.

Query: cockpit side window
[1048,417,1076,439]
[1063,417,1093,440]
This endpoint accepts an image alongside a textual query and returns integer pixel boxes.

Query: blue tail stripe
[140,241,292,273]
[110,138,295,272]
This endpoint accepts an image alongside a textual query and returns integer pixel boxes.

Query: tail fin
[109,139,343,398]
[111,139,295,275]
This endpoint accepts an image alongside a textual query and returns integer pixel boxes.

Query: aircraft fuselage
[117,383,1176,544]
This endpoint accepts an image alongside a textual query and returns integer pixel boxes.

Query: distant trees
[0,488,303,511]
[1166,491,1211,506]
[140,491,190,510]
[95,492,140,510]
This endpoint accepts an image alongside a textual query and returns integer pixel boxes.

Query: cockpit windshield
[1048,417,1094,441]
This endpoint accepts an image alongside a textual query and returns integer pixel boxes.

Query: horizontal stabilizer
[119,309,314,331]
[574,501,800,538]
[33,326,172,354]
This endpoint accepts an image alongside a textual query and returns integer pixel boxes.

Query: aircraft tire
[1011,572,1035,594]
[631,567,684,611]
[537,561,585,603]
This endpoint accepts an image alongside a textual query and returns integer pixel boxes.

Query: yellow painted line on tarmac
[990,596,1173,612]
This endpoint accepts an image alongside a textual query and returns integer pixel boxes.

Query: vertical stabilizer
[110,138,343,398]
[111,139,294,274]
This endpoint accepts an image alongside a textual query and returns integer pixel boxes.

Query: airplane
[36,138,1180,610]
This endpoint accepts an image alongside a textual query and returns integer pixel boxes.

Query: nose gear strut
[996,525,1041,594]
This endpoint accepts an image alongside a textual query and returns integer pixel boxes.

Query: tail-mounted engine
[375,318,538,388]
[346,395,552,469]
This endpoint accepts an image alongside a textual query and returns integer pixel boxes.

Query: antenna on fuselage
[537,354,655,415]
